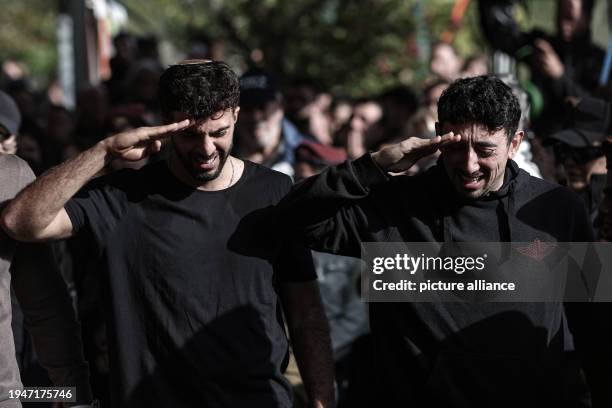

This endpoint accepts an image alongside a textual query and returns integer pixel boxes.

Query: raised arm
[279,133,461,255]
[0,120,190,242]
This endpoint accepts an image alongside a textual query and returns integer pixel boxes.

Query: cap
[0,90,21,135]
[547,96,611,148]
[295,140,347,167]
[239,69,279,107]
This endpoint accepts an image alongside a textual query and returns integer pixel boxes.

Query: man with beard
[1,61,334,408]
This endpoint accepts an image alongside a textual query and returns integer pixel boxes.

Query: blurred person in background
[461,54,490,78]
[40,105,77,168]
[105,32,138,104]
[552,95,612,408]
[367,86,419,151]
[429,41,464,82]
[329,97,353,137]
[334,97,383,159]
[598,133,612,242]
[547,96,609,234]
[480,0,608,138]
[403,80,451,173]
[235,69,309,177]
[74,85,110,147]
[285,77,333,145]
[5,79,41,140]
[0,90,93,407]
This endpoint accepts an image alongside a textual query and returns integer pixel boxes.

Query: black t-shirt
[65,160,315,407]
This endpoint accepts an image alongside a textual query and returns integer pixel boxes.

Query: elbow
[1,207,35,242]
[0,208,19,239]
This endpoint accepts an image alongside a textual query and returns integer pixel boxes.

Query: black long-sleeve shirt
[279,154,596,407]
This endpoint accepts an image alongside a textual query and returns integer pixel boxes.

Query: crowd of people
[1,0,612,406]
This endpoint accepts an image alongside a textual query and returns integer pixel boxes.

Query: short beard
[173,139,232,182]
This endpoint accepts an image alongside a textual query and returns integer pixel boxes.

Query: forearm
[284,284,335,408]
[1,141,109,240]
[280,154,386,228]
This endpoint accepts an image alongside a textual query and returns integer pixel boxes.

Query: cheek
[173,136,198,154]
[217,134,233,152]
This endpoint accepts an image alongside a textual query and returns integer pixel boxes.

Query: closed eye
[209,130,228,138]
[477,149,495,157]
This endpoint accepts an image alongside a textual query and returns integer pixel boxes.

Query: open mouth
[194,153,218,171]
[457,172,484,189]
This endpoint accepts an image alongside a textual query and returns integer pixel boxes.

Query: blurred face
[558,0,588,42]
[430,44,462,81]
[350,102,382,135]
[285,85,317,119]
[237,101,283,150]
[464,58,489,77]
[554,144,606,190]
[439,122,523,199]
[170,109,238,182]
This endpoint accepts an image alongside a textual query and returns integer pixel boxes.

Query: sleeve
[64,173,131,249]
[10,242,93,404]
[278,153,389,257]
[273,173,318,283]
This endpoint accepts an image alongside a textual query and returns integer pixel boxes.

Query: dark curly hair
[157,60,240,119]
[437,75,521,143]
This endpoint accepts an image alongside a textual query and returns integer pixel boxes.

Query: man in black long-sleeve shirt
[280,76,601,407]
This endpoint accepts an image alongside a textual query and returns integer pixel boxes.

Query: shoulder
[516,170,585,211]
[0,154,35,197]
[0,154,34,180]
[242,160,293,194]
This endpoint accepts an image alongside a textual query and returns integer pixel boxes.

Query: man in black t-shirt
[1,61,334,408]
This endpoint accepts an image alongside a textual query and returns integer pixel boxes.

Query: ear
[233,107,240,123]
[435,122,441,136]
[508,131,524,159]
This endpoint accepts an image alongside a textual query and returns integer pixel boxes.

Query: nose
[198,135,217,157]
[462,146,480,175]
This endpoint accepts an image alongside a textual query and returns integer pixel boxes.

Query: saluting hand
[371,132,461,173]
[103,119,192,161]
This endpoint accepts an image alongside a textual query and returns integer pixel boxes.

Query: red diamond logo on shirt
[515,239,557,261]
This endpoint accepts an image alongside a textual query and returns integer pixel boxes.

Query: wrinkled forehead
[170,109,235,130]
[440,122,507,143]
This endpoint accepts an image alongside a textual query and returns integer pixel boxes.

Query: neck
[168,154,242,191]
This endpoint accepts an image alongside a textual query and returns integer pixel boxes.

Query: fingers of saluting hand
[436,131,461,147]
[135,119,192,141]
[403,132,460,154]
